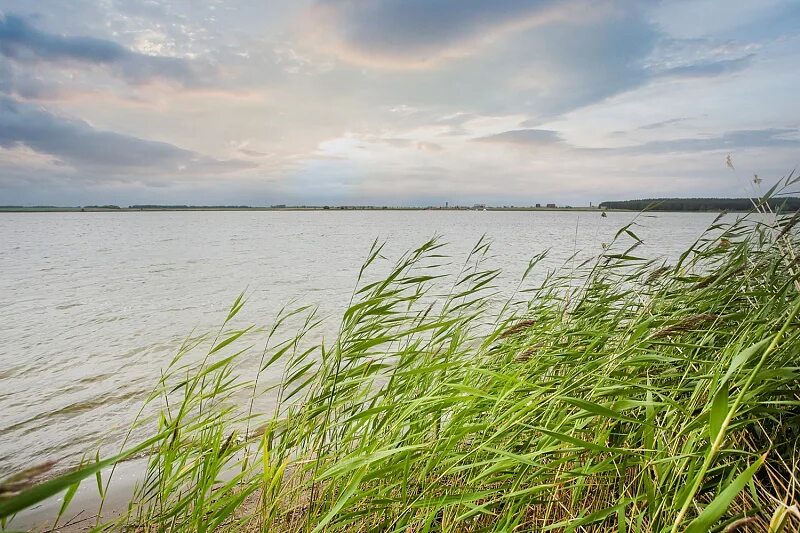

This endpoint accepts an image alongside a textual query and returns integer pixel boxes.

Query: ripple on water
[55,302,84,310]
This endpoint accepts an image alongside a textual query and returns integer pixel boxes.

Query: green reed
[2,175,800,532]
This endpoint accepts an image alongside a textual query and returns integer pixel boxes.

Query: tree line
[599,197,800,211]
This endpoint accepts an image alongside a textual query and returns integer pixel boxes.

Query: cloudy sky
[0,1,798,206]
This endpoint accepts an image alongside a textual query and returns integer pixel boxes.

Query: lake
[0,210,717,478]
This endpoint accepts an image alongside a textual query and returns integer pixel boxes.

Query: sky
[0,0,798,207]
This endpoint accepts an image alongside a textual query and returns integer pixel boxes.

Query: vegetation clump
[2,180,800,532]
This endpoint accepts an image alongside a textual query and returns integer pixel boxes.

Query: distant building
[535,203,541,208]
[546,203,557,208]
[472,204,486,209]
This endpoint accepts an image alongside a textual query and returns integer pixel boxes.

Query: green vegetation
[599,197,800,212]
[2,179,800,532]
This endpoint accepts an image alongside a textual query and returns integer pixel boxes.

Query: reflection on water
[0,210,716,476]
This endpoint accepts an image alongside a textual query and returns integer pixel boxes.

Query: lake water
[0,210,717,479]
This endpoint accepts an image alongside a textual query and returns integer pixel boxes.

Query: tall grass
[2,177,800,532]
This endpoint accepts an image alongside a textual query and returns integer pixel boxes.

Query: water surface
[0,210,716,477]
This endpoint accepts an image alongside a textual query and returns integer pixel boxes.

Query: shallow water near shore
[0,210,717,481]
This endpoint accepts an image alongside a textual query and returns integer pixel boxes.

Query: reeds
[2,176,800,532]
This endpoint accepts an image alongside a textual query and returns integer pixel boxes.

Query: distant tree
[598,197,800,212]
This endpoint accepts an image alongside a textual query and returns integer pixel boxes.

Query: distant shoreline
[0,206,759,213]
[6,197,798,213]
[1,206,605,213]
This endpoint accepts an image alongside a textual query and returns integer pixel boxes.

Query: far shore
[0,205,745,213]
[1,206,604,213]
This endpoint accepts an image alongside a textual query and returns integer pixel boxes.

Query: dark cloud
[639,117,689,130]
[0,56,58,99]
[309,0,563,66]
[0,96,253,175]
[307,2,755,123]
[621,129,800,154]
[457,5,660,117]
[0,13,201,86]
[475,128,800,155]
[474,129,562,146]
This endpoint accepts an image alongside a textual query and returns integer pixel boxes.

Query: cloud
[0,1,797,206]
[238,148,272,158]
[638,117,689,130]
[303,0,573,68]
[368,136,443,151]
[620,128,800,154]
[473,129,563,146]
[0,13,201,86]
[471,5,660,117]
[0,56,58,99]
[480,10,755,119]
[0,96,254,176]
[658,54,754,79]
[473,127,800,157]
[518,118,543,128]
[299,0,757,131]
